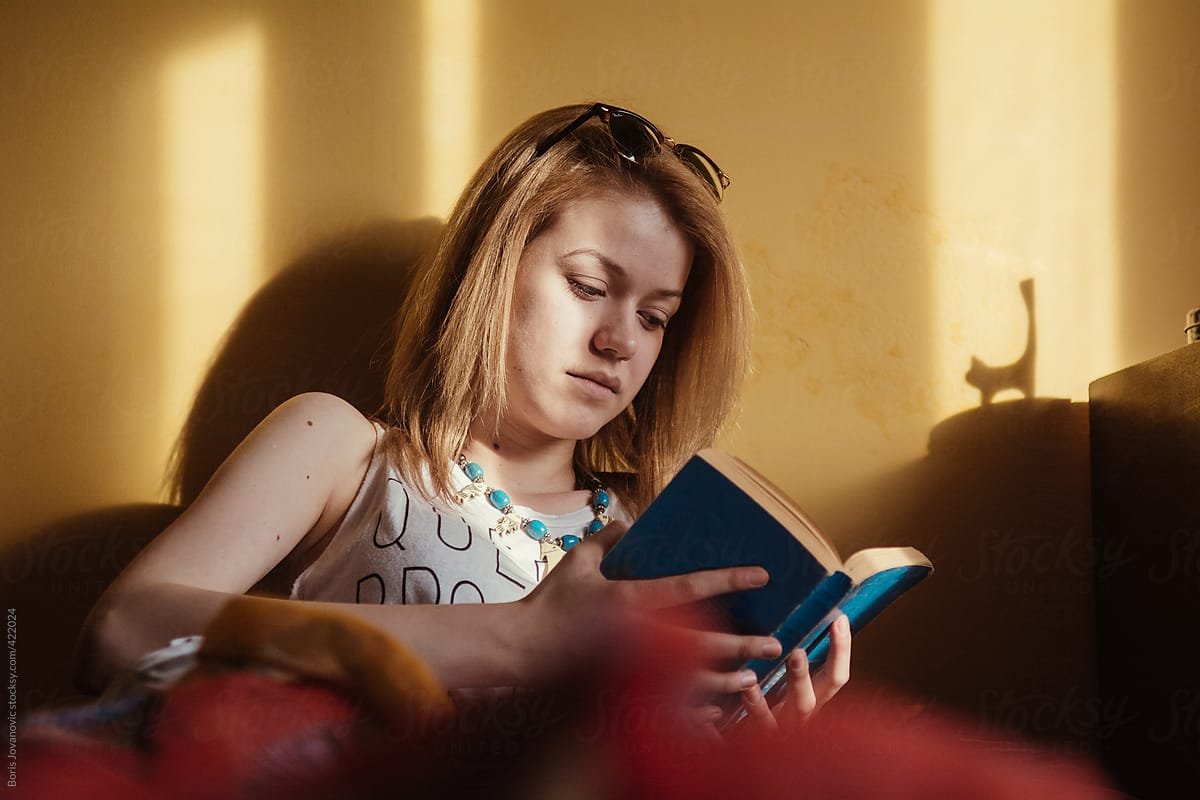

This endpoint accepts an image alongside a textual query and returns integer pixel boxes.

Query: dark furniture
[1090,342,1200,797]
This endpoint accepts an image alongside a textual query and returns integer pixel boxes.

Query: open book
[600,449,932,721]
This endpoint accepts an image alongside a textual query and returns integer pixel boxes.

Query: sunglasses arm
[532,103,605,158]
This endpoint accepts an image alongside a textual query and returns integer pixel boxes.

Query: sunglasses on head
[532,103,730,203]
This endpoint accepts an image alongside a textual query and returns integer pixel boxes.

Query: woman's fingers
[669,627,781,663]
[739,683,778,731]
[686,667,760,696]
[777,614,852,723]
[685,617,854,736]
[616,565,770,610]
[813,614,852,705]
[782,648,818,717]
[689,704,726,734]
[573,521,771,611]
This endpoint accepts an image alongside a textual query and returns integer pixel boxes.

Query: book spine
[736,564,931,723]
[805,564,930,666]
[743,571,851,681]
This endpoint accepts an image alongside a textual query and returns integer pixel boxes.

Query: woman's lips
[568,371,620,396]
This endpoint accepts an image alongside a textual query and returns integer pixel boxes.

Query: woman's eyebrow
[560,248,684,298]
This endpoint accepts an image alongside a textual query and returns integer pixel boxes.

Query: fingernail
[761,639,782,659]
[739,670,758,689]
[748,568,769,587]
[837,615,850,635]
[706,706,724,722]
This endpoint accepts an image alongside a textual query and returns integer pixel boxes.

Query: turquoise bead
[464,461,484,481]
[588,518,605,534]
[594,490,610,511]
[488,489,510,510]
[561,535,581,550]
[526,518,548,540]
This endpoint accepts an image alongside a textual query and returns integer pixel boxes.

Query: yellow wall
[3,0,1199,739]
[7,0,1197,531]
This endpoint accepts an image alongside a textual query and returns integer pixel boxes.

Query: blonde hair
[382,104,751,513]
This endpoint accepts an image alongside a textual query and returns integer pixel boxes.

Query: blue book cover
[600,450,932,715]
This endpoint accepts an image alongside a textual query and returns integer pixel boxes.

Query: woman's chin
[502,405,623,447]
[550,415,617,444]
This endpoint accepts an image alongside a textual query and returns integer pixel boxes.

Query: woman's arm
[78,391,379,688]
[80,392,555,690]
[78,392,778,693]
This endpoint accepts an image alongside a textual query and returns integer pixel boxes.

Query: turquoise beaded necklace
[454,455,610,552]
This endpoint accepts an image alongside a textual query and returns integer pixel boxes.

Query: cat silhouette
[965,278,1036,406]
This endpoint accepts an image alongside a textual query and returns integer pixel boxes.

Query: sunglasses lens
[676,145,727,200]
[607,112,661,162]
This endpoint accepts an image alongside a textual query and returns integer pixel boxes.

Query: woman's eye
[639,312,669,330]
[568,278,605,298]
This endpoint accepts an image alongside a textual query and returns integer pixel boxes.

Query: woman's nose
[592,314,638,361]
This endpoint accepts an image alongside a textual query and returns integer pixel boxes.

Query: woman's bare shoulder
[218,392,381,527]
[100,393,382,602]
[270,391,376,426]
[263,392,379,457]
[278,392,386,512]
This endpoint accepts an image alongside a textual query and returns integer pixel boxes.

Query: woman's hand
[735,614,852,732]
[515,520,784,689]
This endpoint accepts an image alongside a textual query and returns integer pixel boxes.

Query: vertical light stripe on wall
[929,0,1116,417]
[161,23,263,462]
[421,0,479,218]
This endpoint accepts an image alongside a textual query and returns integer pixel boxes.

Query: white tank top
[291,423,626,605]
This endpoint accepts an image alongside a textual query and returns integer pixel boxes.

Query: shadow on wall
[170,217,442,505]
[821,277,1099,755]
[828,399,1097,755]
[0,217,441,714]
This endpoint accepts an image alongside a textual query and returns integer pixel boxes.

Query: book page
[699,450,842,570]
[843,546,933,584]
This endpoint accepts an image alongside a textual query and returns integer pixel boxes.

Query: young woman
[81,102,851,727]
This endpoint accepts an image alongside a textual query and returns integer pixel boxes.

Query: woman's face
[501,189,693,447]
